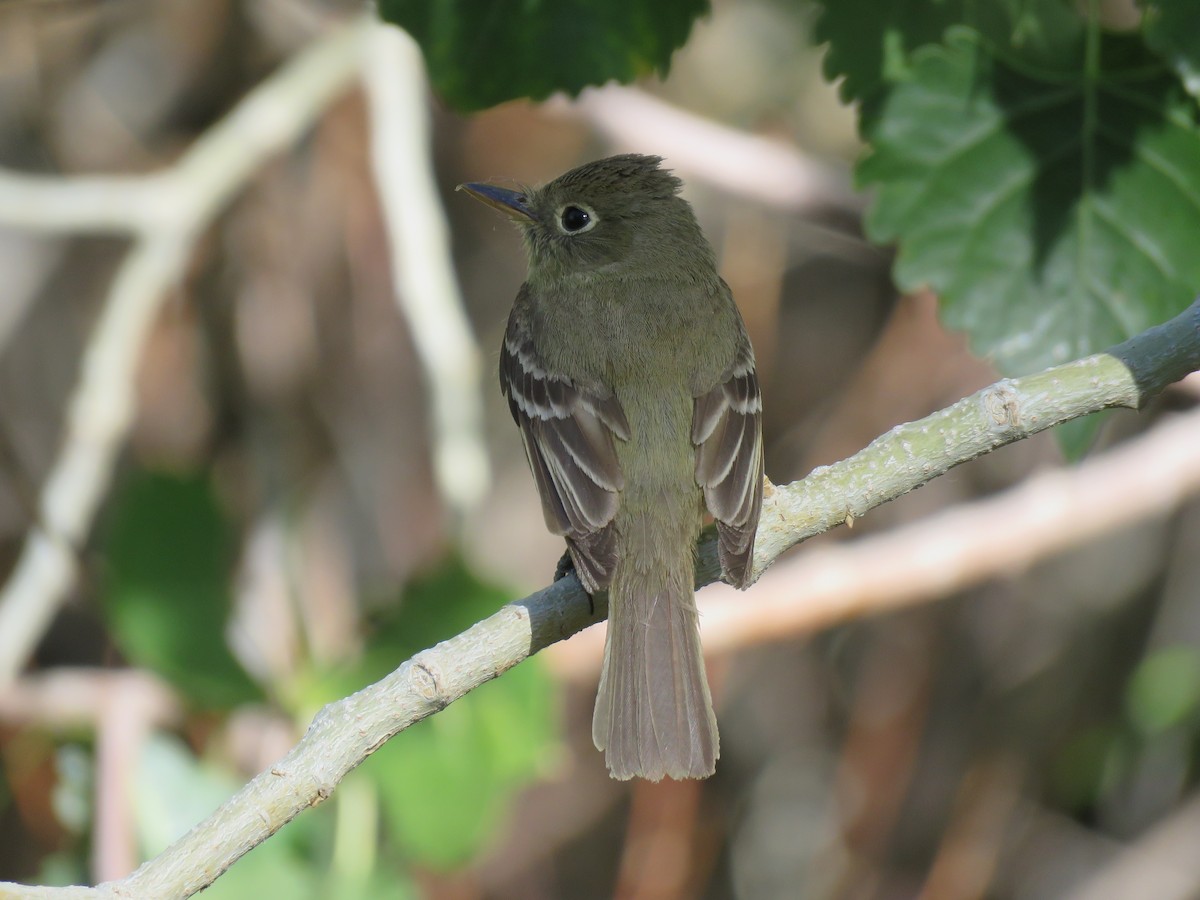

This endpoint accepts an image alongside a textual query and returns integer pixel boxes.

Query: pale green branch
[745,295,1200,576]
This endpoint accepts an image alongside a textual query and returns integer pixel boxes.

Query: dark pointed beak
[456,182,537,223]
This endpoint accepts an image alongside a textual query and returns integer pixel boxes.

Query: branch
[360,25,490,514]
[4,298,1194,898]
[553,391,1200,674]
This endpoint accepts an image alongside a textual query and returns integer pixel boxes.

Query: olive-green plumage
[460,155,763,780]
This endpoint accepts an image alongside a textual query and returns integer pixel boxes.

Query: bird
[459,154,763,780]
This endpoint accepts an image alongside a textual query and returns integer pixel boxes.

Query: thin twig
[360,25,490,514]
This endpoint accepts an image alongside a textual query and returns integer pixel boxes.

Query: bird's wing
[692,335,763,588]
[500,318,630,593]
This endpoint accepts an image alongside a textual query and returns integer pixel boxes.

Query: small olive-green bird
[460,155,763,781]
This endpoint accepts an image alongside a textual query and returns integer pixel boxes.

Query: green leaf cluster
[821,0,1200,391]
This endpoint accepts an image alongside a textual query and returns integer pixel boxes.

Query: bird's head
[459,154,714,282]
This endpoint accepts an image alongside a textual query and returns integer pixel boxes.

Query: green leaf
[858,29,1200,380]
[1126,645,1200,736]
[378,0,709,111]
[347,554,537,687]
[369,664,554,870]
[345,557,557,869]
[1145,0,1200,100]
[100,470,260,708]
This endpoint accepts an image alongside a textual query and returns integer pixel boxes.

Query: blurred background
[2,0,1200,898]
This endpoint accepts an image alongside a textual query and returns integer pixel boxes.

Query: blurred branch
[4,298,1196,898]
[0,171,164,235]
[918,756,1024,900]
[1064,790,1200,900]
[0,595,575,900]
[0,668,178,730]
[744,295,1200,573]
[0,233,191,686]
[92,674,182,882]
[0,17,377,685]
[0,669,181,887]
[0,21,369,237]
[550,85,858,212]
[1180,370,1200,399]
[694,395,1200,657]
[361,25,489,514]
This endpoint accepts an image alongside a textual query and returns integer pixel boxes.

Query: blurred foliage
[49,745,91,837]
[1048,641,1200,822]
[379,0,709,110]
[1126,645,1200,736]
[131,734,415,898]
[370,672,554,870]
[99,470,261,709]
[95,467,554,877]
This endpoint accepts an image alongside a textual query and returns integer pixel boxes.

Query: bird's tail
[592,538,718,781]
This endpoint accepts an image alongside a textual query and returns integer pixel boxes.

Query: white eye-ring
[557,204,598,235]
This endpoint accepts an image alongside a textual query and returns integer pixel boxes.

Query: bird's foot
[554,550,595,616]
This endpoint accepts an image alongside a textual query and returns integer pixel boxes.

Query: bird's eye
[559,205,594,234]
